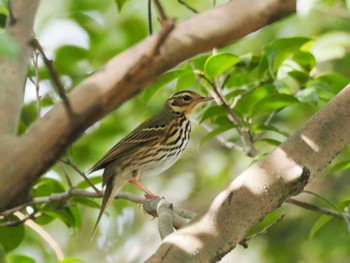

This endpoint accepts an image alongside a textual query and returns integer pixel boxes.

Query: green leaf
[21,102,38,129]
[71,197,100,209]
[115,0,128,12]
[263,45,276,78]
[0,32,20,59]
[296,87,319,104]
[143,70,183,105]
[58,257,84,263]
[31,177,65,197]
[0,216,25,252]
[257,138,282,146]
[41,206,77,228]
[251,152,268,163]
[250,93,298,116]
[253,125,289,138]
[309,215,332,239]
[234,84,277,115]
[329,160,350,174]
[287,70,309,85]
[292,51,316,71]
[55,45,89,76]
[204,53,240,78]
[7,255,36,263]
[270,37,311,70]
[200,105,227,122]
[76,176,102,189]
[200,124,234,144]
[176,71,197,90]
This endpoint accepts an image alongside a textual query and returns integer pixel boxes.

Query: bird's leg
[128,178,159,199]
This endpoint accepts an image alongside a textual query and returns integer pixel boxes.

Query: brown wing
[88,111,172,173]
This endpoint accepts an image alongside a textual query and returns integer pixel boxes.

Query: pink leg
[129,178,159,199]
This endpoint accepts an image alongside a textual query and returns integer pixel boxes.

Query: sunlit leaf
[204,53,240,78]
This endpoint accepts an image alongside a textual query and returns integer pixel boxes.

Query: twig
[286,198,343,219]
[30,38,74,117]
[239,214,285,248]
[148,0,153,34]
[0,189,146,217]
[32,50,41,115]
[153,0,168,21]
[58,162,73,189]
[7,0,16,25]
[0,211,40,227]
[177,0,198,13]
[197,72,258,157]
[59,158,100,193]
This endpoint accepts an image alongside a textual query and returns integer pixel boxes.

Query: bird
[89,90,213,237]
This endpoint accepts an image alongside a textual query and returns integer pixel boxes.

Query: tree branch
[0,0,39,135]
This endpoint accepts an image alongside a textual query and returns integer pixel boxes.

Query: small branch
[0,189,145,217]
[177,0,198,13]
[59,158,100,193]
[29,38,74,117]
[286,198,343,219]
[58,162,73,189]
[7,0,16,26]
[198,72,258,157]
[153,0,168,21]
[33,50,41,115]
[148,0,153,34]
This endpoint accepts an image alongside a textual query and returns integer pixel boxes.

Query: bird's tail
[91,177,126,240]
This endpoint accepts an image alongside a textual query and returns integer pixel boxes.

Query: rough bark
[0,0,296,210]
[146,84,350,262]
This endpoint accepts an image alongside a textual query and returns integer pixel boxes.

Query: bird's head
[165,90,213,118]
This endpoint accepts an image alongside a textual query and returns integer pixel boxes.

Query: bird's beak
[196,96,213,103]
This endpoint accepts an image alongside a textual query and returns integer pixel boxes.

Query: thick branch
[0,0,296,210]
[146,84,350,261]
[0,0,39,135]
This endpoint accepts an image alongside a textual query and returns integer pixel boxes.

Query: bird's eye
[182,95,192,101]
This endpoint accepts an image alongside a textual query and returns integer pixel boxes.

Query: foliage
[1,0,350,262]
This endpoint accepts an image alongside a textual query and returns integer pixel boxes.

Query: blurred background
[2,0,350,262]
